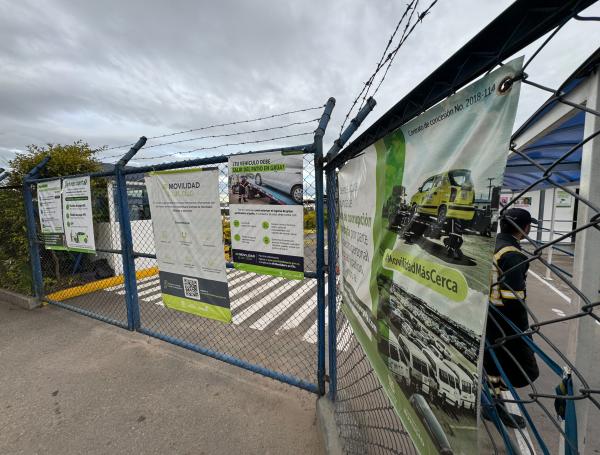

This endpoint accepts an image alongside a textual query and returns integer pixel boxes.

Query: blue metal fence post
[114,137,147,330]
[23,156,51,300]
[324,97,376,400]
[314,98,336,395]
[325,168,338,400]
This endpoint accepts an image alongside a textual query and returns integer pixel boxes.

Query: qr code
[183,277,200,299]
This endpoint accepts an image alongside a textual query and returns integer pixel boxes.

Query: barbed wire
[100,117,320,161]
[101,104,326,153]
[370,1,437,101]
[338,0,439,137]
[123,131,315,162]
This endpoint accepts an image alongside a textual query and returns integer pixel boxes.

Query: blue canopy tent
[504,110,584,190]
[503,47,600,190]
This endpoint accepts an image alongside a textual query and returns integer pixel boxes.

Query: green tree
[0,141,104,294]
[6,141,102,186]
[304,209,316,231]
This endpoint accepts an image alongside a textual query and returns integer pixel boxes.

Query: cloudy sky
[1,0,599,169]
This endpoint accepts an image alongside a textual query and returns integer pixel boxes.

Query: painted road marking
[106,274,156,291]
[529,270,571,304]
[250,283,316,330]
[115,272,337,345]
[229,275,268,299]
[116,278,159,295]
[502,391,537,455]
[276,282,323,331]
[145,293,163,303]
[233,278,287,323]
[138,285,162,297]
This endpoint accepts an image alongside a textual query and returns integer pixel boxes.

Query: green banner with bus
[338,58,523,454]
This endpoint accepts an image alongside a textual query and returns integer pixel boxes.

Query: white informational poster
[145,168,231,323]
[555,189,572,207]
[37,179,67,250]
[62,175,96,254]
[228,151,304,280]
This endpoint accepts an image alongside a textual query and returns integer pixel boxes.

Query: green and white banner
[62,175,96,254]
[228,151,304,280]
[37,179,67,250]
[145,168,231,323]
[338,58,523,454]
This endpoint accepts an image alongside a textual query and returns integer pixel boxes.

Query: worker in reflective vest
[483,208,540,428]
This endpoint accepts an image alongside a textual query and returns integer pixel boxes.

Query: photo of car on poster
[338,58,523,454]
[227,153,303,205]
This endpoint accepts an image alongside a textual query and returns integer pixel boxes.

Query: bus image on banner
[338,58,523,454]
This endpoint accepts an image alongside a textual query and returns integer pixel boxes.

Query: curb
[0,288,40,310]
[316,397,343,455]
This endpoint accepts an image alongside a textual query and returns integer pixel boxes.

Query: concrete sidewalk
[0,301,324,455]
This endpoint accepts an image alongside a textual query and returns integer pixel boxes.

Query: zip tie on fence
[101,104,326,153]
[127,131,316,161]
[338,0,438,137]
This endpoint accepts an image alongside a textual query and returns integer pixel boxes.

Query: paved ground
[52,268,351,387]
[33,241,586,453]
[0,300,324,455]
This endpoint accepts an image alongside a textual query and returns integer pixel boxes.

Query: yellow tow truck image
[383,169,478,260]
[409,169,475,223]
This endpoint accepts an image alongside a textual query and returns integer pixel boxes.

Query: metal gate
[22,100,335,394]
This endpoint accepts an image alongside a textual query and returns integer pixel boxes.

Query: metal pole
[23,156,51,300]
[325,97,377,163]
[326,168,338,400]
[325,98,377,400]
[537,189,545,243]
[115,137,147,330]
[545,187,557,280]
[314,98,336,395]
[568,68,600,454]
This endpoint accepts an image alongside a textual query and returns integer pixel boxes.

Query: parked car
[409,169,475,223]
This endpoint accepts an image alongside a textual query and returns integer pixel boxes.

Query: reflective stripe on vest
[489,245,525,306]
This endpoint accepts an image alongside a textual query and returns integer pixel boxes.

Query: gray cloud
[0,0,599,168]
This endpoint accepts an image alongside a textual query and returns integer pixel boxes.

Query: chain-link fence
[31,172,130,327]
[22,94,333,391]
[325,2,599,454]
[15,99,335,393]
[124,153,324,388]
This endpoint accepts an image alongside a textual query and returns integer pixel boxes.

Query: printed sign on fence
[37,179,67,250]
[62,175,96,254]
[556,189,572,207]
[145,168,231,323]
[338,58,523,454]
[228,151,304,280]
